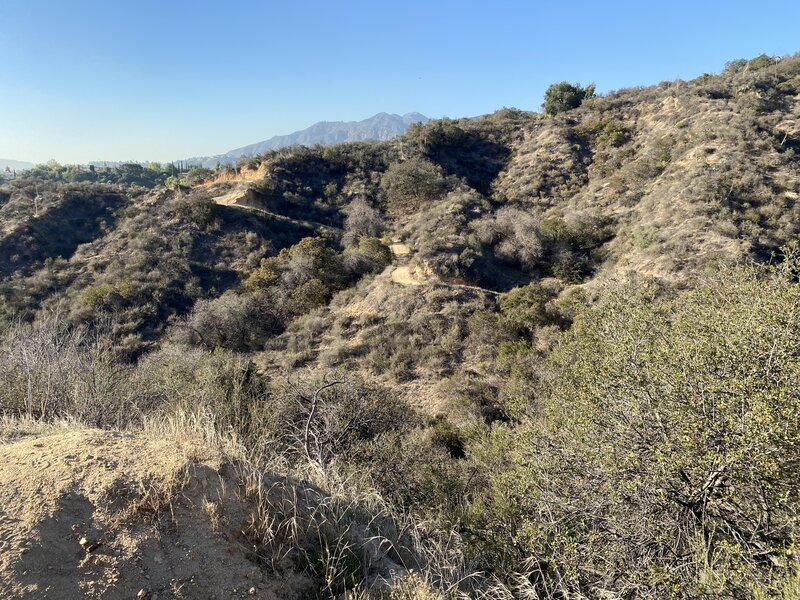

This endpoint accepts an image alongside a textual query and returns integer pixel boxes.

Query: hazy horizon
[0,110,430,167]
[2,0,798,164]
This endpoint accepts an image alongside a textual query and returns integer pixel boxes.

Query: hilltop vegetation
[2,53,800,598]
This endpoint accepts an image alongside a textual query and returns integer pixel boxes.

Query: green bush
[428,416,466,459]
[174,192,217,229]
[289,278,330,315]
[469,256,800,597]
[747,54,777,71]
[543,81,596,116]
[550,249,588,282]
[356,236,392,266]
[363,429,469,513]
[573,118,633,147]
[79,283,123,312]
[497,282,554,336]
[424,118,469,148]
[380,157,447,215]
[245,237,344,293]
[183,166,214,185]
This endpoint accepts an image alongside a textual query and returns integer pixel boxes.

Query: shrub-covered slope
[2,53,800,599]
[4,55,800,353]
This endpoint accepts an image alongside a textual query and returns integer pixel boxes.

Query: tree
[116,163,146,185]
[542,81,596,116]
[185,166,214,185]
[723,58,747,74]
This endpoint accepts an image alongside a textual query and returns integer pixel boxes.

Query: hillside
[187,112,428,168]
[2,53,800,598]
[0,159,33,172]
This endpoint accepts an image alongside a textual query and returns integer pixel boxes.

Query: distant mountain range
[186,112,428,168]
[0,159,33,172]
[0,112,428,172]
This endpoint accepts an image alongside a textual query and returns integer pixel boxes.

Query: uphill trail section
[388,240,501,295]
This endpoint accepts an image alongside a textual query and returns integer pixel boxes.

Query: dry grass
[140,408,485,597]
[0,413,85,443]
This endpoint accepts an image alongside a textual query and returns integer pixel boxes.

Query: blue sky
[1,0,798,164]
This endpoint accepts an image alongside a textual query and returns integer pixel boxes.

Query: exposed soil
[0,428,308,599]
[389,242,426,286]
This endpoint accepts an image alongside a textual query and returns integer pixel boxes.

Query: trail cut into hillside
[388,241,427,286]
[199,163,269,187]
[212,187,264,210]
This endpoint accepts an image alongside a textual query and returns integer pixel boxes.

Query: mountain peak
[187,112,428,168]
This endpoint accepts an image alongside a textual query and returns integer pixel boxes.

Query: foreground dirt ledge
[0,427,314,599]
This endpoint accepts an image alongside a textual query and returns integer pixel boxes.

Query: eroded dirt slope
[0,428,308,599]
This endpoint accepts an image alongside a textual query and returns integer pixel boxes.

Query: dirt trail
[389,242,427,286]
[388,242,500,295]
[388,243,410,259]
[210,187,335,234]
[0,428,306,599]
[390,266,419,286]
[212,188,255,207]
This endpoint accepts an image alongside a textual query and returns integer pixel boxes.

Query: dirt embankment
[199,163,269,188]
[0,428,308,599]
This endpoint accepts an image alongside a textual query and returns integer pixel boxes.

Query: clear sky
[1,0,798,164]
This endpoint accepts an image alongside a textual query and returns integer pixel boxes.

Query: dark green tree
[542,81,596,115]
